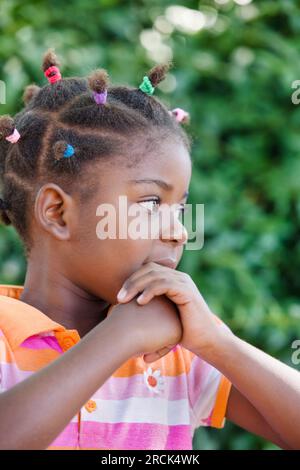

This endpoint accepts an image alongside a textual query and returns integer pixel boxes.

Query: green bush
[1,0,300,450]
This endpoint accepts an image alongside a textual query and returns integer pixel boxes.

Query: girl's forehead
[88,140,191,196]
[130,151,191,186]
[118,140,191,180]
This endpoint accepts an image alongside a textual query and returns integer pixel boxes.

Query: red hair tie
[44,65,62,84]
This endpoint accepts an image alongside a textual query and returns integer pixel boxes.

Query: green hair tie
[139,76,155,95]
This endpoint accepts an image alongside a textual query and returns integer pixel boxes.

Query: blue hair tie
[63,144,75,158]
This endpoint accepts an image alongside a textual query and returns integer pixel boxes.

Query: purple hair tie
[93,90,107,105]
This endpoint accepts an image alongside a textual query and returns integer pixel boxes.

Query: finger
[143,353,160,363]
[122,262,161,286]
[136,279,173,304]
[117,262,169,301]
[117,273,167,303]
[143,345,176,363]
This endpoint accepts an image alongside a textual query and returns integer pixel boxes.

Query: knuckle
[123,280,133,291]
[149,264,160,273]
[151,278,165,288]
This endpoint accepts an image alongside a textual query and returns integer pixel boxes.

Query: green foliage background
[1,0,300,450]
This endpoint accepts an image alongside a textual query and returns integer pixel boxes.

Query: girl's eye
[139,199,189,217]
[177,204,189,215]
[175,204,189,219]
[139,198,161,214]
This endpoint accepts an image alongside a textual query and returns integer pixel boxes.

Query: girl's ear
[34,183,75,241]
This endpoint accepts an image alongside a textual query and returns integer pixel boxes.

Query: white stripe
[191,366,222,432]
[80,396,191,425]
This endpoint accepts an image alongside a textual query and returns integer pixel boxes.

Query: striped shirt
[0,284,232,450]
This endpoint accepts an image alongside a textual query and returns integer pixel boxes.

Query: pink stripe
[48,422,79,448]
[188,355,214,407]
[20,335,63,353]
[79,421,192,450]
[90,354,211,405]
[1,348,211,408]
[90,352,207,403]
[1,360,193,403]
[49,422,192,450]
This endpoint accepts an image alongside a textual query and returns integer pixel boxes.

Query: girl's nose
[159,207,188,246]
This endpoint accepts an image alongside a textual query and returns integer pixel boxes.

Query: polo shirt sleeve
[0,328,8,393]
[184,317,232,431]
[0,326,16,394]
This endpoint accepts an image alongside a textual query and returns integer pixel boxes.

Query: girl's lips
[152,257,177,269]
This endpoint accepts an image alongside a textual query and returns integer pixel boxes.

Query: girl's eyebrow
[129,178,189,199]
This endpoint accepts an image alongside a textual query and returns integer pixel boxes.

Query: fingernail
[117,287,127,300]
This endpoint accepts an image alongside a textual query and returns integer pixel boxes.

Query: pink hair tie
[169,107,189,123]
[5,128,20,143]
[44,65,62,84]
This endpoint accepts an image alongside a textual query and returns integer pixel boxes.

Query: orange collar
[0,284,67,351]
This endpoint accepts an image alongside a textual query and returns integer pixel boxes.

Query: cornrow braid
[0,48,192,258]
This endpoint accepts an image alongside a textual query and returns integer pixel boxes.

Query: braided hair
[0,48,192,258]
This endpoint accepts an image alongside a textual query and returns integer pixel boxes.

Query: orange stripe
[13,347,61,371]
[210,375,232,428]
[1,335,199,377]
[112,346,196,378]
[0,336,62,367]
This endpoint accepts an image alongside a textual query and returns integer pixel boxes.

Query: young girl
[0,49,299,450]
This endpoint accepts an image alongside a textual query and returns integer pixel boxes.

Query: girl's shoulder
[0,284,64,352]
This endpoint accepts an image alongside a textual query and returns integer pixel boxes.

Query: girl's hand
[117,262,223,361]
[108,294,182,363]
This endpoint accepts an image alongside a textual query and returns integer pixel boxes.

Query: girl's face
[58,137,192,304]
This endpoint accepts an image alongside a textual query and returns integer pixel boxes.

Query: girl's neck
[19,260,110,338]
